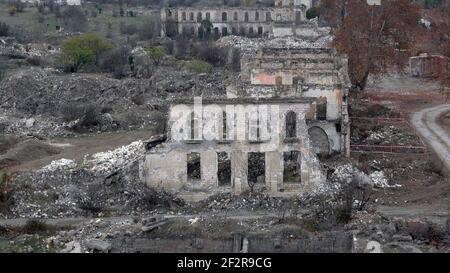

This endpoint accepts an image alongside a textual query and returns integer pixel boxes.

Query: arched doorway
[308,126,330,155]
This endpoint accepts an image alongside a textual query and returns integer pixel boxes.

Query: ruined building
[238,46,351,156]
[160,0,316,38]
[142,7,350,201]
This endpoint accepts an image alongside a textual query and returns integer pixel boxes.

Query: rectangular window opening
[283,151,301,183]
[248,152,265,185]
[187,152,201,181]
[217,152,231,187]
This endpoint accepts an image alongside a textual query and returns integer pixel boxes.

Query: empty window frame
[316,100,327,121]
[248,152,265,185]
[222,12,227,21]
[222,27,228,36]
[222,111,227,139]
[190,111,197,140]
[217,152,231,186]
[187,152,201,181]
[285,111,297,138]
[283,151,301,183]
[258,26,263,35]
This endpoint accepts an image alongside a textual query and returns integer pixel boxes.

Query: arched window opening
[286,111,297,138]
[222,12,227,21]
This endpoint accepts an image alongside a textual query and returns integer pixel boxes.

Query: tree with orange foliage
[321,0,422,91]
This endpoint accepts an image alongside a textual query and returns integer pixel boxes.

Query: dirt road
[6,129,155,172]
[411,104,450,175]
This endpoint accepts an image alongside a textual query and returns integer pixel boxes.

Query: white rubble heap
[83,141,146,174]
[331,163,401,189]
[217,35,333,58]
[42,158,77,172]
[40,141,146,174]
[0,39,60,58]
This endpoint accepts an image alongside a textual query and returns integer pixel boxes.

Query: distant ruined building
[161,0,316,38]
[141,0,351,201]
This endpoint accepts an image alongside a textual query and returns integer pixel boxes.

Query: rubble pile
[83,141,145,174]
[330,163,400,189]
[42,159,77,172]
[352,124,422,146]
[5,142,186,219]
[196,192,291,212]
[365,126,422,146]
[0,65,229,137]
[217,34,333,58]
[0,39,60,59]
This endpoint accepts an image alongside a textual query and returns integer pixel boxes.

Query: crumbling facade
[238,47,351,155]
[161,0,314,38]
[142,4,351,200]
[140,97,326,200]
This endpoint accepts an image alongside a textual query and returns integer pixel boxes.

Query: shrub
[173,38,191,59]
[99,46,131,79]
[0,21,10,36]
[26,56,45,67]
[8,5,17,16]
[145,46,165,65]
[0,170,13,213]
[60,103,107,132]
[406,220,445,243]
[0,63,6,83]
[119,22,138,35]
[230,48,241,72]
[185,59,213,74]
[21,219,51,234]
[61,6,87,32]
[306,7,319,20]
[137,16,160,40]
[9,1,25,13]
[61,34,114,72]
[192,43,227,67]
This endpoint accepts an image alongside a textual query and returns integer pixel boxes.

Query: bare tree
[323,0,422,91]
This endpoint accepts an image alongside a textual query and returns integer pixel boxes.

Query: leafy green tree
[61,34,114,72]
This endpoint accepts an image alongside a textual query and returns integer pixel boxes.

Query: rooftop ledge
[171,97,316,105]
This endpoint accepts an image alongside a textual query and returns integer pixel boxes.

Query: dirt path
[7,129,155,172]
[411,104,450,175]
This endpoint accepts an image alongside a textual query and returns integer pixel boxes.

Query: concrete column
[266,151,282,194]
[201,150,218,187]
[232,150,248,195]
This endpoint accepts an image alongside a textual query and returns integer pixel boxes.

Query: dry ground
[3,129,154,173]
[359,74,450,225]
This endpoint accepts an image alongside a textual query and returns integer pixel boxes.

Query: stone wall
[140,99,326,199]
[161,0,313,38]
[241,47,351,154]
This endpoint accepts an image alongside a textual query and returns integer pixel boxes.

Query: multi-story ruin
[142,3,350,201]
[238,47,351,155]
[160,0,317,38]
